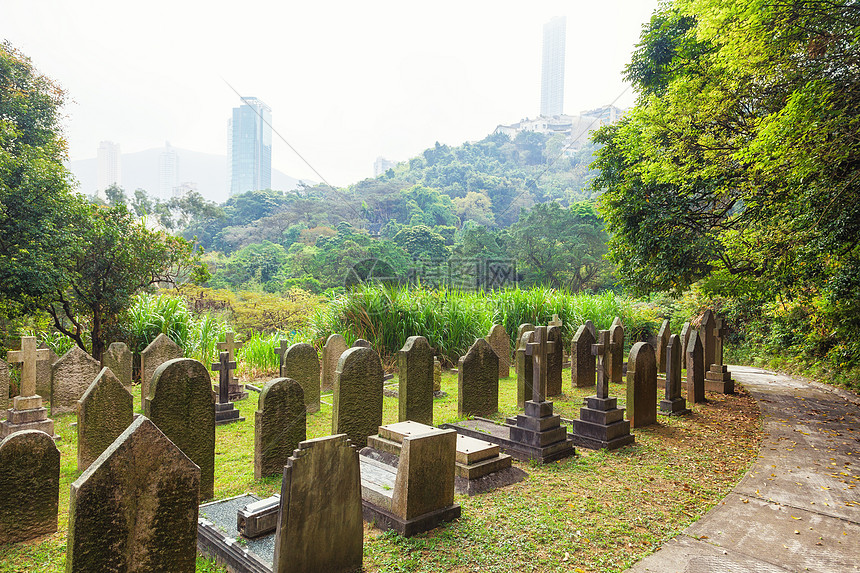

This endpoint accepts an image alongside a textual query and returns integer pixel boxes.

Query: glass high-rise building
[540,16,566,117]
[228,97,272,196]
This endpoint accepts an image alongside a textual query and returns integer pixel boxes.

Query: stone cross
[713,318,727,367]
[212,351,236,405]
[591,342,608,399]
[275,339,290,370]
[218,333,243,382]
[525,326,556,403]
[8,336,50,399]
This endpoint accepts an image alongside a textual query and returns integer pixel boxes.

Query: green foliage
[392,225,450,261]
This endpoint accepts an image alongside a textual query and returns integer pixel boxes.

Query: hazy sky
[6,0,660,187]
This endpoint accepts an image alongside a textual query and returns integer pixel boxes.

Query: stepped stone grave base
[1,404,57,440]
[705,365,735,393]
[505,400,576,463]
[442,415,575,464]
[659,397,691,416]
[214,402,244,425]
[358,448,461,536]
[367,421,525,495]
[572,396,635,451]
[198,494,273,573]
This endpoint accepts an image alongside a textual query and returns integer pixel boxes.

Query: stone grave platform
[214,401,244,425]
[441,417,576,464]
[367,421,526,495]
[705,365,735,393]
[197,494,273,573]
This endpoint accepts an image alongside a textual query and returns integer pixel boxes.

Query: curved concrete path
[628,365,860,573]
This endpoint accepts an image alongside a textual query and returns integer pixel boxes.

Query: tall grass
[236,330,315,378]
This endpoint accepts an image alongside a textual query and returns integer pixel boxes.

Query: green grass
[0,363,762,573]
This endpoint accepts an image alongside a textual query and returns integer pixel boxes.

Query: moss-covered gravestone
[333,347,384,448]
[514,323,534,375]
[139,333,183,409]
[0,358,8,417]
[584,320,598,342]
[66,416,200,573]
[485,324,510,379]
[35,343,57,400]
[0,430,60,543]
[273,434,363,573]
[77,367,133,471]
[51,346,102,416]
[433,359,442,392]
[280,343,321,413]
[255,377,306,479]
[102,342,133,388]
[571,324,596,388]
[458,338,499,418]
[686,330,706,404]
[398,336,434,425]
[516,330,535,409]
[145,358,215,500]
[626,342,658,428]
[322,334,348,392]
[546,325,563,396]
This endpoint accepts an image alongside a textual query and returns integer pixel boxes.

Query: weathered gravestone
[458,338,499,418]
[322,334,348,392]
[584,320,598,342]
[516,330,535,409]
[659,335,689,416]
[77,367,133,471]
[145,358,215,500]
[0,430,60,543]
[101,341,133,388]
[333,347,384,448]
[598,330,614,385]
[700,310,716,372]
[513,323,534,375]
[35,343,57,400]
[398,336,434,425]
[140,333,183,409]
[656,319,671,374]
[680,322,691,369]
[433,358,442,392]
[218,332,247,401]
[546,325,563,396]
[272,434,363,573]
[609,323,624,384]
[686,330,706,404]
[212,351,243,425]
[705,317,735,393]
[571,324,596,388]
[0,358,8,418]
[1,336,55,438]
[626,342,657,428]
[66,416,200,573]
[611,316,623,330]
[50,345,102,415]
[549,314,563,328]
[352,338,372,348]
[255,378,306,479]
[485,324,511,378]
[280,343,321,413]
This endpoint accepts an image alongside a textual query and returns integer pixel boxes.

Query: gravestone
[599,330,614,384]
[101,341,132,388]
[281,343,321,413]
[0,430,60,543]
[686,330,706,404]
[352,339,372,348]
[584,320,598,341]
[656,319,671,374]
[609,323,624,384]
[680,322,691,369]
[457,338,499,418]
[546,324,563,396]
[611,316,623,330]
[485,324,511,378]
[77,367,134,471]
[1,336,55,438]
[255,378,306,479]
[218,332,247,400]
[140,333,183,409]
[701,310,716,372]
[145,358,215,500]
[0,358,7,418]
[332,347,384,448]
[35,343,57,399]
[212,351,243,425]
[705,317,735,393]
[548,314,563,328]
[433,358,442,392]
[572,334,634,450]
[272,434,363,573]
[66,416,199,573]
[626,342,657,428]
[571,324,596,388]
[398,336,434,425]
[50,345,102,415]
[513,323,534,375]
[322,334,348,392]
[659,335,689,416]
[516,330,535,409]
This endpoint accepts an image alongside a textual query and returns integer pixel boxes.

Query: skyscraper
[228,97,272,196]
[96,141,121,192]
[158,142,179,199]
[540,16,566,117]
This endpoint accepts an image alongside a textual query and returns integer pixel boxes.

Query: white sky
[5,0,660,187]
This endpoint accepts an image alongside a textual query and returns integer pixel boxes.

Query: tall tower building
[540,16,566,117]
[228,97,272,196]
[158,142,179,199]
[96,141,121,192]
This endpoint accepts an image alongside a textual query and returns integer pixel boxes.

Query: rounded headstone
[626,342,657,428]
[332,347,384,448]
[281,343,321,414]
[255,378,306,479]
[398,336,434,425]
[457,338,499,418]
[0,430,60,543]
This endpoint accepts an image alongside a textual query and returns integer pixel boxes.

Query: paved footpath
[628,365,860,573]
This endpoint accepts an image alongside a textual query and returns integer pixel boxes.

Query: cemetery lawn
[0,368,760,573]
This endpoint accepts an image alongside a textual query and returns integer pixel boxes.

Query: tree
[508,202,608,291]
[392,225,450,261]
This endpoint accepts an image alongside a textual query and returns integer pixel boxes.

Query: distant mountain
[67,146,308,204]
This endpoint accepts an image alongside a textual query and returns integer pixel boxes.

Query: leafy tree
[453,191,496,227]
[392,225,451,261]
